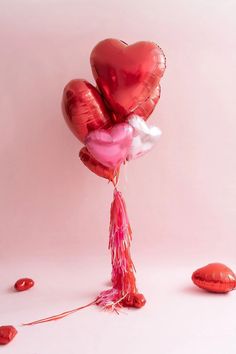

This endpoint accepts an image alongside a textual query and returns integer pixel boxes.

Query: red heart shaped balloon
[14,278,35,292]
[0,326,17,345]
[79,147,118,183]
[122,293,146,308]
[62,79,113,143]
[111,84,161,123]
[133,84,161,121]
[90,39,166,118]
[192,263,236,293]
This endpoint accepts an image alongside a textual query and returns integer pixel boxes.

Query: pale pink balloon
[85,123,133,169]
[127,115,162,161]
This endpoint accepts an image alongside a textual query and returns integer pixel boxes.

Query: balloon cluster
[62,38,166,183]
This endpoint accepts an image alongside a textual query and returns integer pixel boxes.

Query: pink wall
[1,0,236,266]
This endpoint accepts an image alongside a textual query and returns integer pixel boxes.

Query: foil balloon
[127,115,162,161]
[192,263,236,293]
[85,123,133,169]
[112,85,161,123]
[133,85,161,121]
[90,38,166,118]
[0,326,17,345]
[62,79,112,143]
[14,278,34,292]
[79,147,118,183]
[122,293,146,308]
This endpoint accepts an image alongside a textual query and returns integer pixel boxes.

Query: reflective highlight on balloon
[127,115,162,161]
[62,79,112,143]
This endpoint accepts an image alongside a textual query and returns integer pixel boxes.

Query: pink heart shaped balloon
[85,123,133,169]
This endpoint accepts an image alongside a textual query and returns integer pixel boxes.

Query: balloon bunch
[63,38,166,184]
[64,38,166,311]
[23,38,166,325]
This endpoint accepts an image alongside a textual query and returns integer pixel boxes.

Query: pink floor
[1,257,236,354]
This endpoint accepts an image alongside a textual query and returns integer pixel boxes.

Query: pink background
[1,0,236,353]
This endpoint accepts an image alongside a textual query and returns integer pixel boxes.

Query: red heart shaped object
[14,278,35,292]
[90,39,166,118]
[112,84,161,123]
[132,293,146,308]
[79,147,118,183]
[133,84,161,121]
[192,263,236,293]
[62,79,113,143]
[0,326,17,345]
[122,293,146,308]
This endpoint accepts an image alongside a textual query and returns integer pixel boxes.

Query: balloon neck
[111,166,120,187]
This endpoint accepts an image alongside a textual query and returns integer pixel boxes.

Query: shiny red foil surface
[192,263,236,293]
[14,278,35,292]
[0,326,17,345]
[133,84,161,121]
[90,38,166,118]
[62,79,113,143]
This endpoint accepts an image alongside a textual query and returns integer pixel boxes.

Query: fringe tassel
[96,188,137,310]
[22,187,145,326]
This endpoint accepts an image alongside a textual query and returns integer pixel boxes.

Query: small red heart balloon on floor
[90,39,166,118]
[0,326,17,345]
[192,263,236,293]
[14,278,34,292]
[122,293,146,308]
[111,84,161,123]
